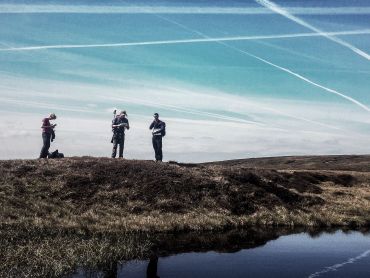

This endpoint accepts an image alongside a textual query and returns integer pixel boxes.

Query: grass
[2,157,369,231]
[1,155,369,277]
[1,226,151,277]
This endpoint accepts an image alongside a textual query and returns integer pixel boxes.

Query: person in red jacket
[39,113,57,158]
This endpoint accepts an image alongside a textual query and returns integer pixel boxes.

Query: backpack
[48,149,64,159]
[161,122,166,137]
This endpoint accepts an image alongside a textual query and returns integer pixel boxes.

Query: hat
[120,110,127,116]
[153,113,159,117]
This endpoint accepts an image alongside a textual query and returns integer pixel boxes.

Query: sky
[0,0,369,162]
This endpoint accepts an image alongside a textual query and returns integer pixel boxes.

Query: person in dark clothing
[149,113,165,162]
[111,110,129,158]
[39,113,57,159]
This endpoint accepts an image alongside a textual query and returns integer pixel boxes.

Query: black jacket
[149,120,165,136]
[112,116,129,135]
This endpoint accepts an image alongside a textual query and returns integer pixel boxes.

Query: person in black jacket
[111,110,129,158]
[149,113,165,162]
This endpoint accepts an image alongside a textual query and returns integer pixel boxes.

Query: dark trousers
[112,133,125,158]
[152,136,163,161]
[39,132,51,158]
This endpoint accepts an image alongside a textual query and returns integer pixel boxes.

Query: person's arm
[112,118,117,128]
[112,119,129,129]
[156,122,165,133]
[118,119,129,129]
[149,121,155,130]
[152,122,164,135]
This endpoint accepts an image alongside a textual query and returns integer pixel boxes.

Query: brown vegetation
[1,155,369,277]
[1,156,369,231]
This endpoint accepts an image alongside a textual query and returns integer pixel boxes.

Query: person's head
[49,113,57,120]
[120,110,127,117]
[153,113,159,120]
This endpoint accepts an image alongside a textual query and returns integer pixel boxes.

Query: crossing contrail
[1,29,370,51]
[255,0,370,61]
[155,15,370,113]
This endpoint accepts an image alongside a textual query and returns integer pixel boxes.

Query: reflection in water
[103,262,117,278]
[71,228,370,278]
[147,254,159,278]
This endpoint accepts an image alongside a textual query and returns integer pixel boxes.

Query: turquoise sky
[0,0,369,161]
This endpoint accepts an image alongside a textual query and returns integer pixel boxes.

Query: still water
[73,229,370,278]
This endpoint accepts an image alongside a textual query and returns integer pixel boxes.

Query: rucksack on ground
[48,150,64,159]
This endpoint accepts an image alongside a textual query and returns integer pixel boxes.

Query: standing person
[39,113,57,158]
[149,113,166,162]
[111,110,129,158]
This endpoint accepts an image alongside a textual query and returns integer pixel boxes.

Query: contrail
[0,98,94,114]
[109,95,340,132]
[1,29,370,51]
[106,95,265,127]
[254,40,331,65]
[2,83,341,131]
[1,5,370,15]
[225,43,370,112]
[146,16,359,129]
[1,94,264,127]
[155,15,370,113]
[255,0,370,61]
[308,249,370,278]
[109,93,344,132]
